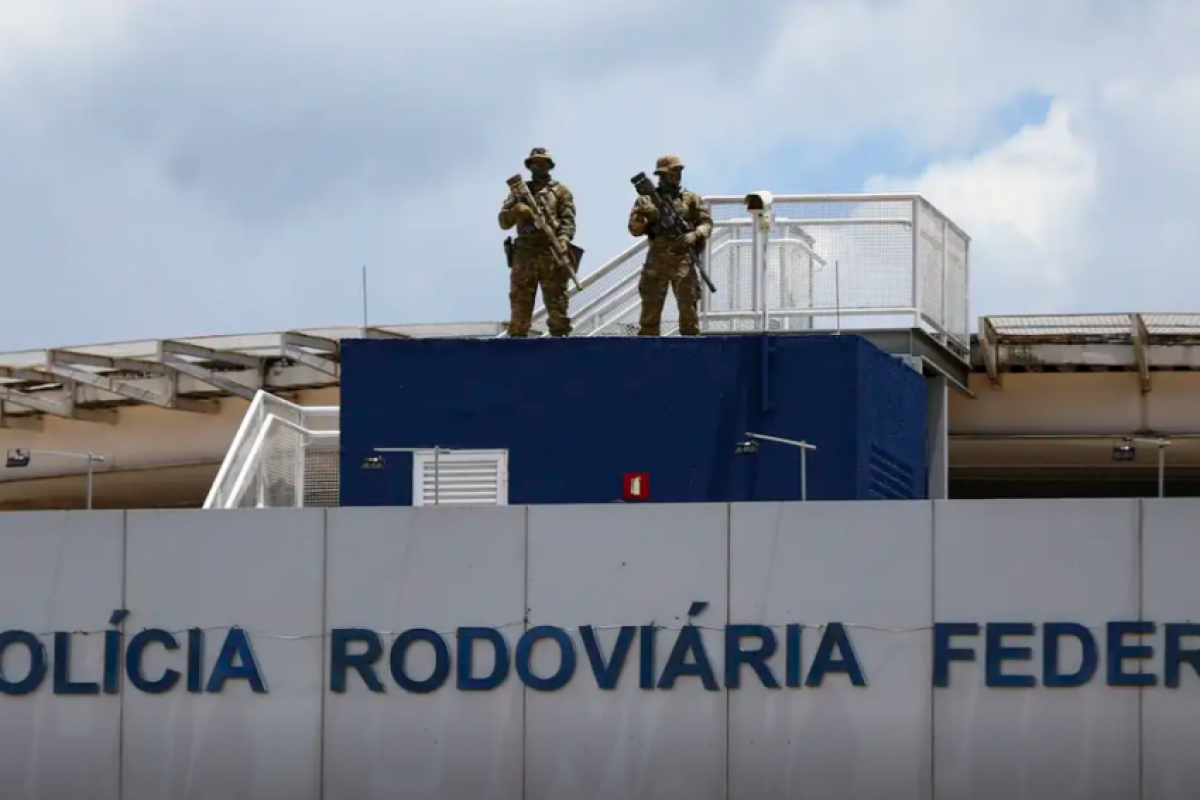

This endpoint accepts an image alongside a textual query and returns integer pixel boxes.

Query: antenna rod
[361,265,368,329]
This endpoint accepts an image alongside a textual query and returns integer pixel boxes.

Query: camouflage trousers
[637,249,701,337]
[508,246,571,337]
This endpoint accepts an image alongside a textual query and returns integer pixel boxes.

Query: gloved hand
[557,236,570,254]
[681,231,699,247]
[514,203,535,223]
[637,195,659,222]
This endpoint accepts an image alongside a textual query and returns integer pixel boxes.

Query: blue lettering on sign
[0,611,266,697]
[4,607,1200,695]
[329,602,870,694]
[932,621,1200,688]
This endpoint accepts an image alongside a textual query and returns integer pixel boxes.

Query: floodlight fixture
[744,432,818,501]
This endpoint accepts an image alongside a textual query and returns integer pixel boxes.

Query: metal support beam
[979,315,1000,386]
[48,349,168,376]
[158,340,263,401]
[45,350,217,413]
[160,339,264,370]
[160,356,258,401]
[2,385,70,416]
[281,332,339,378]
[0,385,116,424]
[0,365,59,385]
[1130,313,1151,393]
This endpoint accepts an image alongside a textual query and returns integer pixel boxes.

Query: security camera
[743,191,775,231]
[743,191,774,212]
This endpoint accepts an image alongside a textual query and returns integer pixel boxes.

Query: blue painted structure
[338,334,928,506]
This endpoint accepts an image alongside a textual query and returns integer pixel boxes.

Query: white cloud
[864,37,1200,322]
[867,103,1100,316]
[0,0,142,78]
[0,0,1198,350]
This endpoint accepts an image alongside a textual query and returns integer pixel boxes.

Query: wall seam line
[725,501,732,800]
[1137,498,1144,800]
[118,508,128,800]
[318,508,329,800]
[522,504,530,800]
[929,500,937,800]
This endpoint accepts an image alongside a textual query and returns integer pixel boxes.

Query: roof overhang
[974,313,1200,392]
[0,322,504,426]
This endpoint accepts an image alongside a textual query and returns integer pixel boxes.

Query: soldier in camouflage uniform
[499,147,577,337]
[627,155,712,337]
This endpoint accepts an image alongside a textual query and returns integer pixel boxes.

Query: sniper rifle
[630,172,718,293]
[505,174,584,291]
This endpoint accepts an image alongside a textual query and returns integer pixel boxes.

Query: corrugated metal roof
[985,313,1200,341]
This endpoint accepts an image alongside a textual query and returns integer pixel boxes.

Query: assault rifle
[630,172,717,293]
[505,174,584,290]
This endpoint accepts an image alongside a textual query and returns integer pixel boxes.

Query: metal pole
[86,454,95,510]
[750,222,763,330]
[1158,444,1165,498]
[801,449,807,502]
[744,432,816,502]
[760,232,769,332]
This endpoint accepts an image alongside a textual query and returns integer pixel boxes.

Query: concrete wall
[0,499,1197,800]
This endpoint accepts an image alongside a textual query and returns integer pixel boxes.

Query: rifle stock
[506,174,583,291]
[630,172,718,294]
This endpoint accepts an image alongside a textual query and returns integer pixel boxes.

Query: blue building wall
[338,334,928,506]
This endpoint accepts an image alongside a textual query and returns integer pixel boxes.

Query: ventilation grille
[412,449,509,506]
[867,443,916,499]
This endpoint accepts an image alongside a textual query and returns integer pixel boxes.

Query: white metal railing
[511,193,971,361]
[203,390,340,509]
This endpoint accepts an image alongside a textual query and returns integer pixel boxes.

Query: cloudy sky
[1,0,1197,352]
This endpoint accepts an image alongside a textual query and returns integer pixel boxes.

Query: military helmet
[525,147,555,170]
[654,154,684,174]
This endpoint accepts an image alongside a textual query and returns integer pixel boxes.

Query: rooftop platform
[8,188,1200,507]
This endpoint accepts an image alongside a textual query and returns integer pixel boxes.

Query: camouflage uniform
[628,155,712,337]
[499,147,577,337]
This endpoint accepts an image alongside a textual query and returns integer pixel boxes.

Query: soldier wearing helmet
[627,155,712,337]
[499,147,577,337]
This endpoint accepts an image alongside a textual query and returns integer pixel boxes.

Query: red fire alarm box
[623,473,649,501]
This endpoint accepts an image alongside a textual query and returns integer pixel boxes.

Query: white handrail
[223,413,278,508]
[203,390,267,507]
[217,413,341,509]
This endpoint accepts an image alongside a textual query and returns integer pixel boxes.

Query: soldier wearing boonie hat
[627,155,712,336]
[498,147,577,337]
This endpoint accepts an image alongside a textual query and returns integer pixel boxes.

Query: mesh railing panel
[708,197,917,316]
[204,391,341,509]
[945,226,969,348]
[917,206,945,332]
[206,392,300,508]
[914,198,971,357]
[526,196,952,333]
[303,441,341,508]
[526,243,648,337]
[518,193,969,361]
[259,418,302,508]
